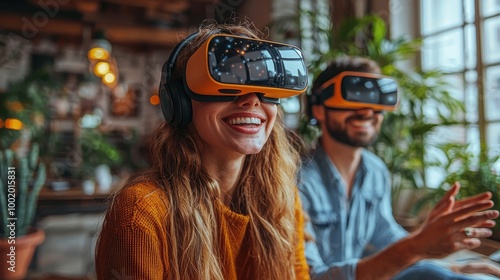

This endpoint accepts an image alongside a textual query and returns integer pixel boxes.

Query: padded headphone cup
[159,32,198,127]
[160,80,192,127]
[159,85,174,123]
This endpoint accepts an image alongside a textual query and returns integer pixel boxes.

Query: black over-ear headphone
[159,32,198,127]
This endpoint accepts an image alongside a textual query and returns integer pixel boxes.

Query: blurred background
[0,0,499,279]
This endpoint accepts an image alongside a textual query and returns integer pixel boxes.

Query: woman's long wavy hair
[113,21,300,279]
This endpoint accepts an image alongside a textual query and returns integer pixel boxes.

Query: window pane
[465,70,478,123]
[422,0,464,35]
[485,65,500,121]
[483,16,500,64]
[487,122,500,153]
[482,0,500,17]
[445,73,466,102]
[422,29,464,72]
[427,125,480,156]
[465,125,483,176]
[426,125,468,188]
[423,74,465,123]
[428,125,468,146]
[465,24,477,69]
[425,145,447,189]
[464,0,475,22]
[467,125,481,153]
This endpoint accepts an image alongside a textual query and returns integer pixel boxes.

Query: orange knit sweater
[95,183,310,279]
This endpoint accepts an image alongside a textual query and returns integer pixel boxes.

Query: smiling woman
[94,21,310,280]
[191,93,277,158]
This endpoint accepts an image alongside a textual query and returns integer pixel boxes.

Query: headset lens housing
[317,71,399,111]
[341,75,398,106]
[186,35,308,102]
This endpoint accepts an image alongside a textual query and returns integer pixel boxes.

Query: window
[420,0,500,158]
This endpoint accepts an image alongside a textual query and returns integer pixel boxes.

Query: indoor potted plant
[411,143,500,235]
[78,128,123,193]
[0,69,55,151]
[271,13,468,227]
[0,143,46,279]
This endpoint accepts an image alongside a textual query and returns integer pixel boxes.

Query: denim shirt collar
[312,145,342,191]
[357,154,384,201]
[312,146,383,201]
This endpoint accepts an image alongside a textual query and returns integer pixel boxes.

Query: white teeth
[351,120,371,127]
[228,117,262,125]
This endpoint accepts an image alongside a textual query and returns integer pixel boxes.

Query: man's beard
[325,117,379,148]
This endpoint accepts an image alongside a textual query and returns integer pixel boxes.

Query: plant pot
[0,228,45,280]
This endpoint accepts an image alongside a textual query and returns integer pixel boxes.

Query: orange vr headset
[311,71,399,111]
[183,34,308,104]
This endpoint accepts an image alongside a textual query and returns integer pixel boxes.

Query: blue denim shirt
[298,146,408,279]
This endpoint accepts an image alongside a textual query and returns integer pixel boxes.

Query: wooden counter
[35,184,117,220]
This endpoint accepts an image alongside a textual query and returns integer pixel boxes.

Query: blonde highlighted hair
[103,21,301,279]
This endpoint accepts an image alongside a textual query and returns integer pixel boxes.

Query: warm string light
[103,72,116,85]
[88,47,110,60]
[0,118,23,130]
[88,36,119,88]
[87,38,111,60]
[93,61,110,77]
[149,95,160,105]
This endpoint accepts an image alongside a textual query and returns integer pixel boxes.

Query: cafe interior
[1,0,500,279]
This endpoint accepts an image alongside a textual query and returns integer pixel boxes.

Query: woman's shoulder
[114,181,166,203]
[118,181,165,198]
[106,181,169,227]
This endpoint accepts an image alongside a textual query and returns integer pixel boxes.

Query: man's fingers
[471,220,498,228]
[434,183,460,211]
[451,262,500,277]
[454,191,493,209]
[450,201,496,221]
[460,237,482,249]
[444,182,460,201]
[461,227,494,239]
[453,210,500,230]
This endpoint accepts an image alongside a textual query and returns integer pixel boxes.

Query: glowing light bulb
[5,118,23,130]
[88,47,110,60]
[149,95,160,105]
[103,73,116,85]
[93,61,110,77]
